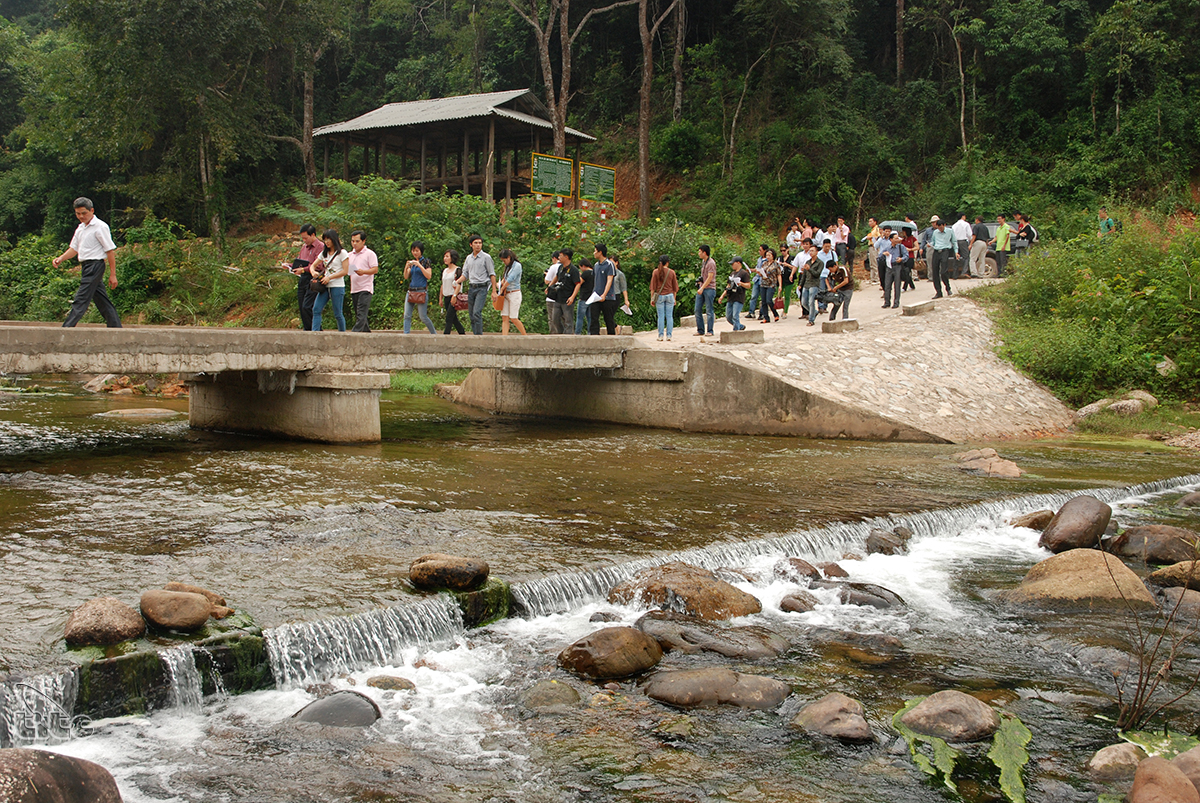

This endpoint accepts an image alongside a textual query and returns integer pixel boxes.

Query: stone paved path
[632,278,1075,442]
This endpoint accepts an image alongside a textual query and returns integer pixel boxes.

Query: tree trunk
[896,0,904,87]
[672,0,685,122]
[556,0,573,157]
[637,0,678,223]
[953,32,967,154]
[301,69,317,194]
[199,133,221,242]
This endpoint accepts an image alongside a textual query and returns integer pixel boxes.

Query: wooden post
[380,139,388,178]
[573,141,581,209]
[420,135,428,194]
[462,130,470,195]
[484,119,496,204]
[400,137,407,179]
[364,143,370,175]
[505,150,513,212]
[535,133,541,154]
[323,139,329,181]
[342,138,349,180]
[439,141,446,182]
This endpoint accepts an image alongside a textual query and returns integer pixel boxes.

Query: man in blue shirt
[881,232,908,309]
[589,242,619,335]
[927,217,956,298]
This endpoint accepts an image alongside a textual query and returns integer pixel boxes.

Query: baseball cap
[930,215,941,223]
[730,256,744,264]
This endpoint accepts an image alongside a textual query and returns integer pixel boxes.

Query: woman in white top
[497,249,526,335]
[440,249,465,335]
[310,229,349,331]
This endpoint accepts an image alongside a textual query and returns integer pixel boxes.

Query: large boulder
[1109,525,1200,565]
[812,580,905,609]
[1147,561,1200,591]
[790,692,874,743]
[163,581,226,607]
[1130,756,1200,803]
[634,610,789,659]
[1077,399,1115,418]
[409,553,489,591]
[643,667,790,710]
[557,626,663,680]
[1108,399,1146,416]
[0,748,122,802]
[64,596,145,646]
[999,549,1157,610]
[608,562,761,621]
[1009,510,1055,531]
[1039,496,1112,553]
[1176,491,1200,508]
[140,589,212,630]
[1172,745,1200,797]
[865,529,905,556]
[1125,390,1159,409]
[1087,742,1147,780]
[898,690,999,742]
[1157,586,1200,621]
[293,690,381,727]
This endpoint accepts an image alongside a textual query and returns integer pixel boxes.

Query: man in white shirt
[951,214,973,279]
[53,197,122,328]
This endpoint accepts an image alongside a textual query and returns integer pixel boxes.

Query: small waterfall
[195,646,228,698]
[512,474,1200,617]
[0,670,86,747]
[265,595,465,688]
[161,645,203,712]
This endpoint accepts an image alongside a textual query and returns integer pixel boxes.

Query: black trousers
[589,298,618,335]
[931,248,954,295]
[63,259,122,328]
[297,272,314,330]
[442,294,465,334]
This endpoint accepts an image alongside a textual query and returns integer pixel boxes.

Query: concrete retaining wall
[450,350,946,442]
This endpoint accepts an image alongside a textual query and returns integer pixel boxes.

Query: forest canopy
[0,0,1195,241]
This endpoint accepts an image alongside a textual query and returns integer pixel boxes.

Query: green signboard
[531,153,574,198]
[579,162,616,204]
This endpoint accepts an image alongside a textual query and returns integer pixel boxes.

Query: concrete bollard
[821,319,859,333]
[719,329,766,344]
[901,300,935,316]
[680,315,697,329]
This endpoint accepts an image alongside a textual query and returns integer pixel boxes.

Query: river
[1,379,1198,802]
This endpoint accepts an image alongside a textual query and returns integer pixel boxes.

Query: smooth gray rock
[635,610,789,659]
[865,528,905,555]
[1010,509,1055,531]
[790,692,874,743]
[1176,491,1200,508]
[643,667,790,710]
[140,589,211,631]
[1172,744,1200,797]
[519,679,581,714]
[1147,561,1200,591]
[1000,549,1157,610]
[898,690,999,742]
[292,690,381,727]
[780,591,820,613]
[812,580,905,609]
[557,626,663,680]
[1087,742,1147,780]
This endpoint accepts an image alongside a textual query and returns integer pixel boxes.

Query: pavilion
[312,88,594,204]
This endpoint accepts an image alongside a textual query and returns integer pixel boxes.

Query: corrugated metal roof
[313,89,594,141]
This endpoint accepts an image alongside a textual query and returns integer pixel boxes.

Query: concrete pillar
[185,371,390,443]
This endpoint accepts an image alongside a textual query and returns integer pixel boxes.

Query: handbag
[773,297,784,310]
[451,293,468,311]
[407,290,427,305]
[492,292,505,312]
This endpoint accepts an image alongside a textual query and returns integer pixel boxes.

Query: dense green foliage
[974,218,1200,405]
[2,0,1200,243]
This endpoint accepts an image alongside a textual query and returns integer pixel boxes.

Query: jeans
[351,290,372,332]
[574,299,590,334]
[759,286,777,320]
[801,286,820,321]
[63,259,122,328]
[589,298,618,335]
[442,294,464,334]
[549,299,573,334]
[747,278,760,316]
[830,288,853,319]
[725,300,744,330]
[694,287,715,334]
[297,272,314,330]
[404,298,435,334]
[467,283,489,335]
[311,286,346,331]
[656,293,675,337]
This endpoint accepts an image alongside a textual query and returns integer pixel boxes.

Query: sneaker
[666,336,671,341]
[694,331,705,336]
[657,335,664,341]
[947,288,953,295]
[806,321,815,326]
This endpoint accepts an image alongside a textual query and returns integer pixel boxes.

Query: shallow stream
[1,381,1198,802]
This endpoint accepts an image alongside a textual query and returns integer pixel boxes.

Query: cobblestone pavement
[635,278,1076,442]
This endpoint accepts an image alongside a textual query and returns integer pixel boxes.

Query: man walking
[463,233,497,335]
[880,232,908,309]
[547,249,580,334]
[694,244,717,337]
[952,214,972,279]
[928,217,955,298]
[281,223,322,330]
[347,230,379,332]
[54,197,122,328]
[590,243,619,335]
[721,256,751,331]
[833,215,850,263]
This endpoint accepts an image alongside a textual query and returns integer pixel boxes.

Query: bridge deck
[0,324,634,375]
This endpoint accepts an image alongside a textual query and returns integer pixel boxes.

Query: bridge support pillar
[184,371,390,443]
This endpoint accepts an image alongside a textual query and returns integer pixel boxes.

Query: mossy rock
[194,632,273,696]
[76,649,170,719]
[450,578,512,628]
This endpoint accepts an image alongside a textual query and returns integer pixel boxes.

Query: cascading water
[0,669,85,747]
[264,594,466,688]
[160,645,203,712]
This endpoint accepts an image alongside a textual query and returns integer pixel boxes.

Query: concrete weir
[446,350,947,442]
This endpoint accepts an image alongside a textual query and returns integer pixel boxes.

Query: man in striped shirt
[53,197,122,328]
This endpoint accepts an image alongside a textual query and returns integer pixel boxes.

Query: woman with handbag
[403,240,436,334]
[649,254,678,341]
[758,248,781,323]
[441,248,466,335]
[497,249,526,335]
[310,229,349,332]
